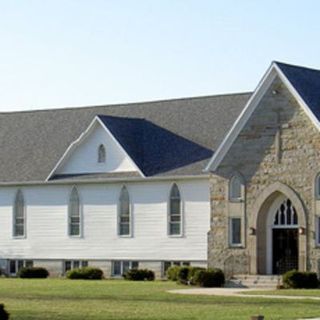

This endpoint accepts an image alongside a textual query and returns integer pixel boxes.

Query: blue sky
[0,0,319,111]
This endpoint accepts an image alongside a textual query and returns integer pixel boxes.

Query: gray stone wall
[209,76,320,275]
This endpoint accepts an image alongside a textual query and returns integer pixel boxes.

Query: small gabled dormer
[46,116,143,180]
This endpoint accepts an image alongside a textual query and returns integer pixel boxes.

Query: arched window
[13,190,25,237]
[273,199,298,226]
[119,186,130,236]
[98,144,106,163]
[315,174,320,199]
[169,184,182,236]
[229,175,243,201]
[69,187,81,236]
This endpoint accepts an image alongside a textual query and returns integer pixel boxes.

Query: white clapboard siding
[0,179,210,261]
[58,122,138,175]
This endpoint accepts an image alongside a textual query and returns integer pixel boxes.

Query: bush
[18,267,49,279]
[188,267,206,285]
[283,270,319,289]
[177,267,190,284]
[124,269,155,281]
[66,267,103,280]
[0,304,9,320]
[166,266,181,281]
[193,268,225,287]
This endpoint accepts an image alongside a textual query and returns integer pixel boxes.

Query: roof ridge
[0,91,252,115]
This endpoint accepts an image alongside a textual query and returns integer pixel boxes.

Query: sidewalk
[169,287,320,301]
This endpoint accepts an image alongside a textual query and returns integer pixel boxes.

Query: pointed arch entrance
[252,182,306,275]
[267,196,299,274]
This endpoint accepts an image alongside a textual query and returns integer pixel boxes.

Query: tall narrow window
[169,184,182,236]
[69,187,80,236]
[98,144,106,163]
[119,186,130,236]
[229,175,243,201]
[230,218,241,245]
[13,190,25,237]
[317,217,320,246]
[315,174,320,200]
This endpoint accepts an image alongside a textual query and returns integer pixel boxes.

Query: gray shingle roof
[97,115,213,177]
[0,93,250,183]
[275,62,320,120]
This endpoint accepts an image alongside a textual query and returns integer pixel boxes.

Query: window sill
[118,234,133,238]
[168,234,184,238]
[68,235,83,239]
[229,198,244,203]
[12,235,26,239]
[229,244,244,248]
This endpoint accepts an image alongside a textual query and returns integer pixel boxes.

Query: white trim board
[205,61,320,172]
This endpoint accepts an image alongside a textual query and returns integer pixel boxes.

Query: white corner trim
[96,117,145,178]
[205,63,277,172]
[46,116,145,181]
[46,117,99,181]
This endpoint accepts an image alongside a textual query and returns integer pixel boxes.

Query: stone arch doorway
[253,182,306,275]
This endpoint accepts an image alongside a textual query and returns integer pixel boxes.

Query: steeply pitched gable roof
[206,61,320,172]
[0,93,250,183]
[276,62,320,120]
[98,115,213,176]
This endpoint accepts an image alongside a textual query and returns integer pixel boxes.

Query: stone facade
[208,76,320,275]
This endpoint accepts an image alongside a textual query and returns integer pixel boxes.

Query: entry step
[225,275,281,289]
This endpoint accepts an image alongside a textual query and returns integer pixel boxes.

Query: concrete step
[225,275,281,289]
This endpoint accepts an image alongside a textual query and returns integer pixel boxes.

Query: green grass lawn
[1,279,320,320]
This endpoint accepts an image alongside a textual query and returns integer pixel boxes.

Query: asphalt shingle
[0,93,250,183]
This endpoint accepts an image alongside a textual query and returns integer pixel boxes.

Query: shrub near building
[124,269,155,281]
[283,270,319,289]
[166,266,181,281]
[18,267,49,279]
[167,266,225,288]
[193,269,225,288]
[66,267,104,280]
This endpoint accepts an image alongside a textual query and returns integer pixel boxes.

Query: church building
[0,61,320,278]
[207,61,320,276]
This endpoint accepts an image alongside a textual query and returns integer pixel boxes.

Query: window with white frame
[98,144,106,163]
[9,259,33,275]
[230,217,241,246]
[168,184,182,236]
[118,186,131,236]
[13,190,25,237]
[64,260,88,273]
[229,175,243,201]
[112,261,139,277]
[68,187,81,236]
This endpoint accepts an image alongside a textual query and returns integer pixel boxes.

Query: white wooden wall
[0,179,210,261]
[57,122,138,175]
